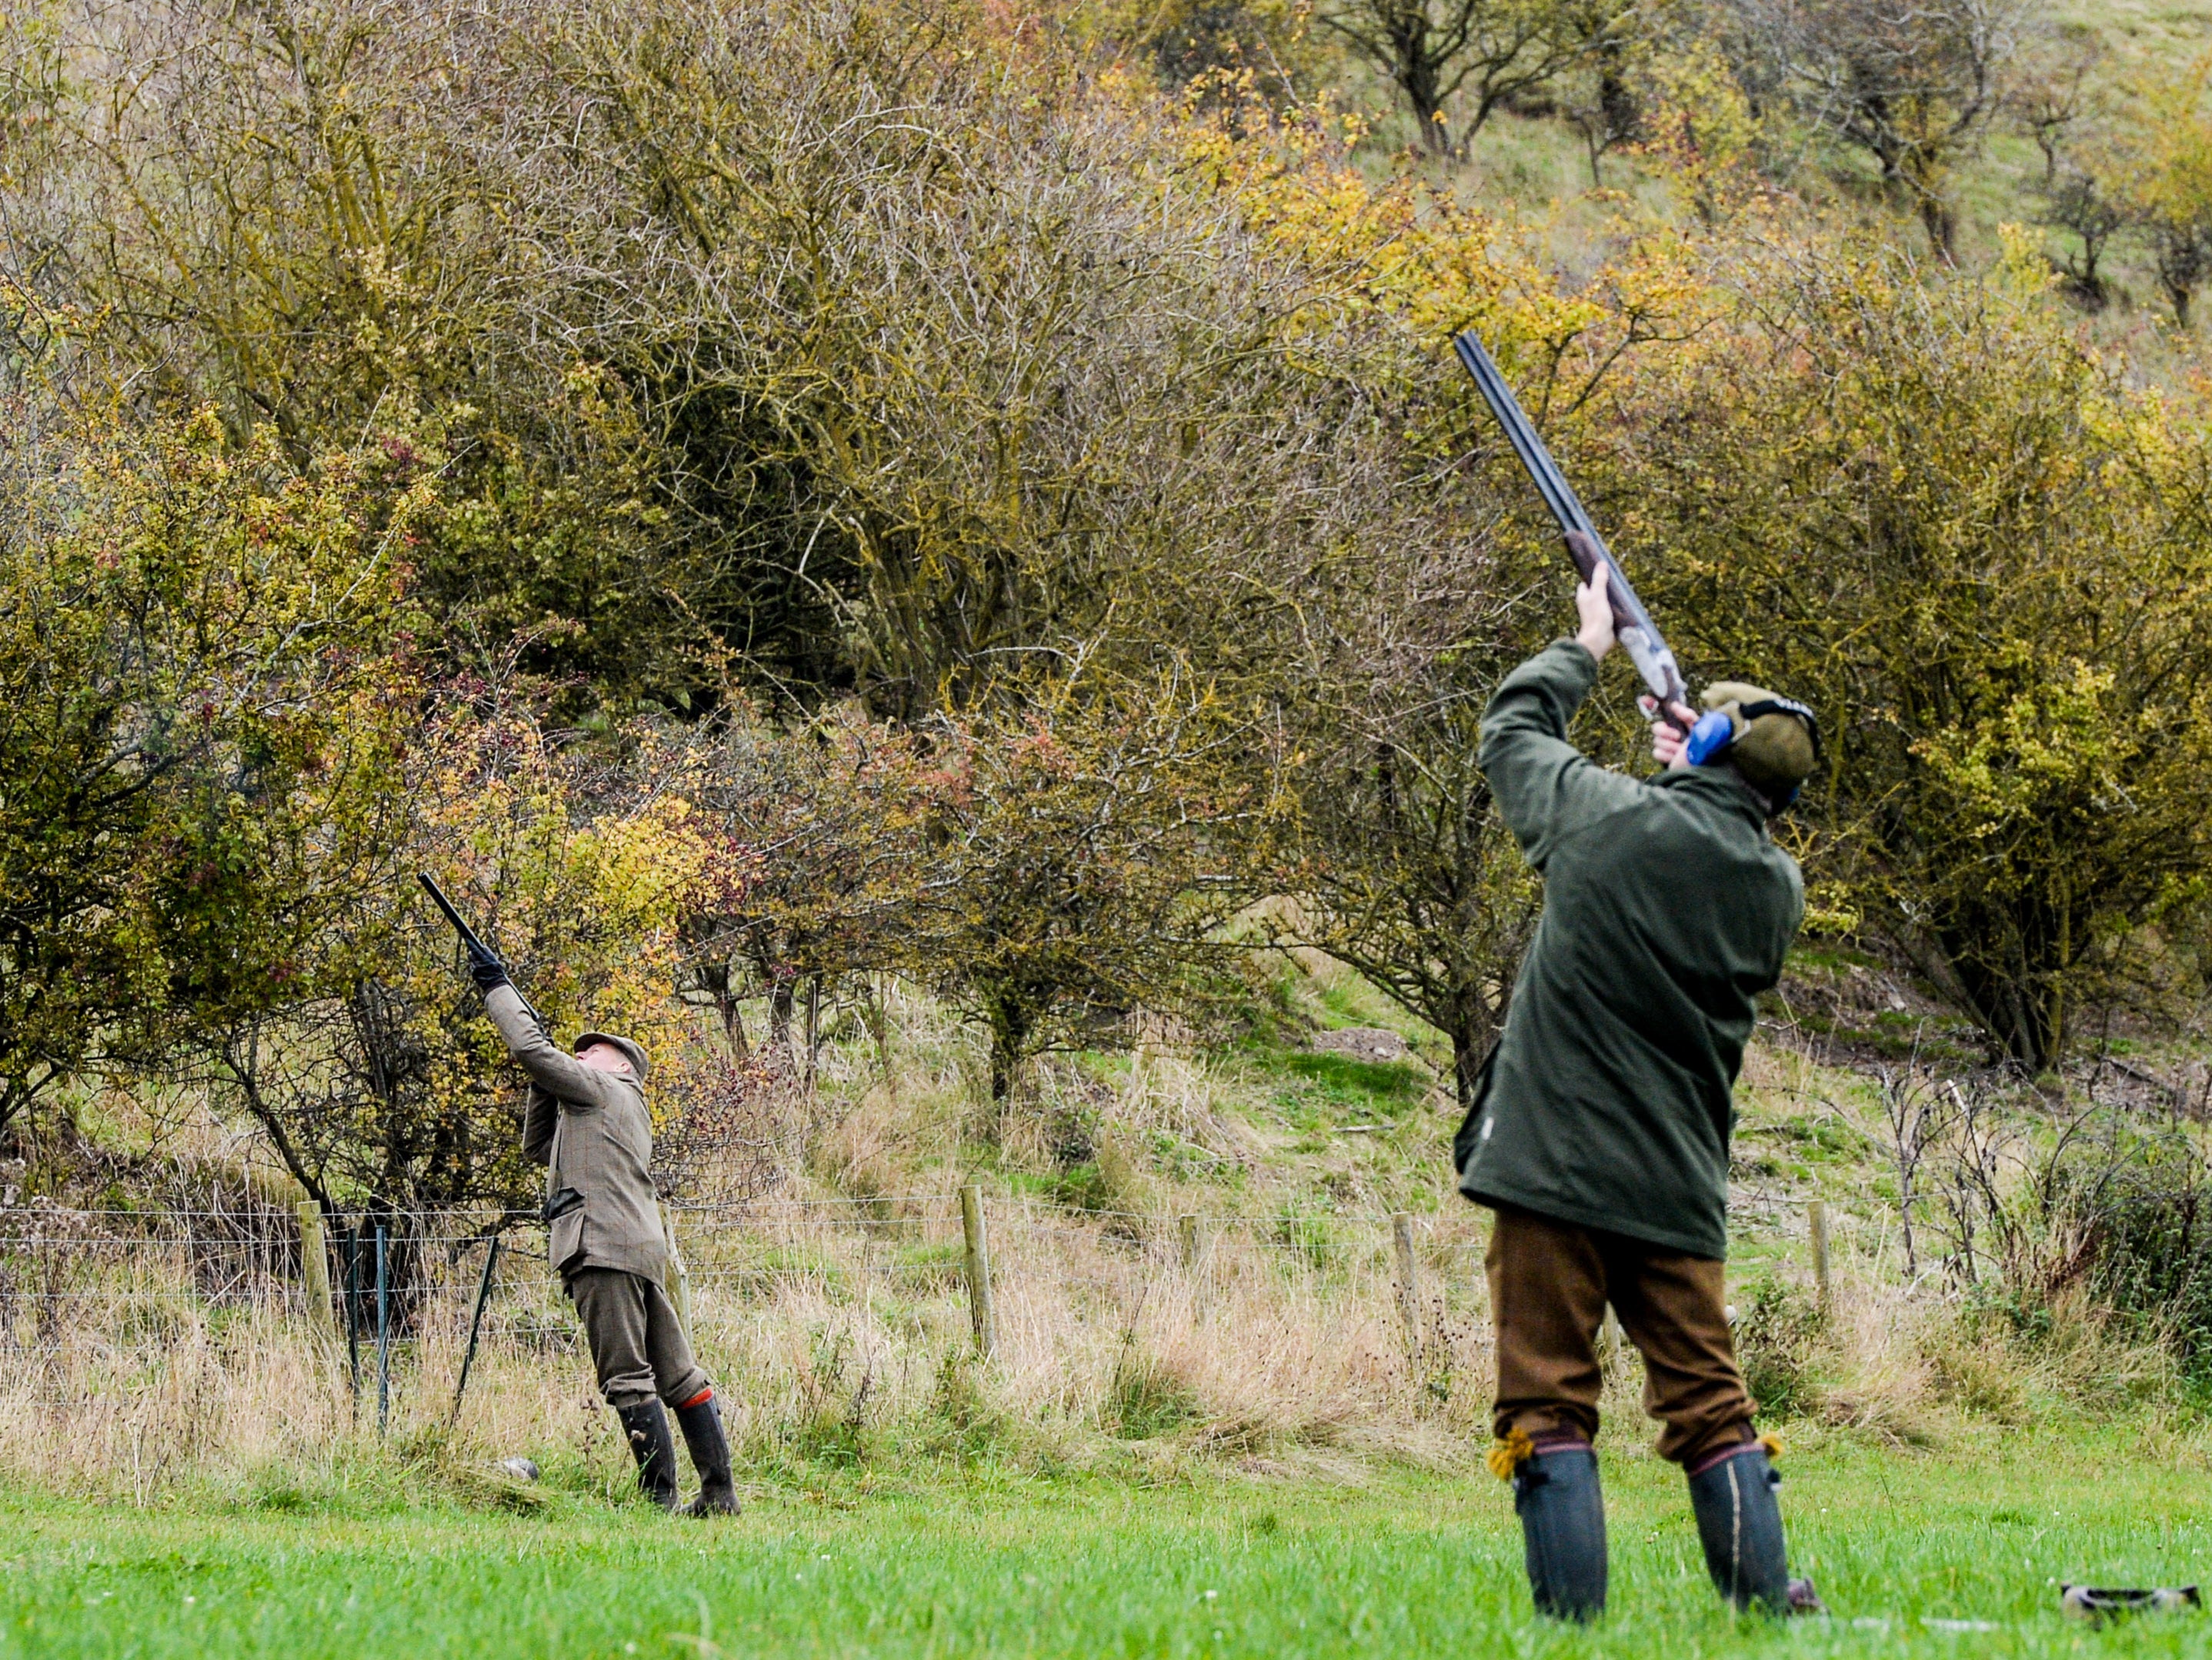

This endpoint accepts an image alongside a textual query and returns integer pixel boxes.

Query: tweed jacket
[486,985,667,1281]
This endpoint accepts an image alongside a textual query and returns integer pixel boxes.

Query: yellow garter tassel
[1758,1432,1785,1460]
[1486,1428,1535,1481]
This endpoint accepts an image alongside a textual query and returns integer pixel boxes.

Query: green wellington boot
[615,1400,679,1511]
[674,1395,739,1517]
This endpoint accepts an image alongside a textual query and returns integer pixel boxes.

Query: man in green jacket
[470,957,738,1517]
[1457,562,1820,1621]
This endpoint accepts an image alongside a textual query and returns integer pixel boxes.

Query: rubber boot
[616,1400,679,1511]
[1513,1443,1608,1621]
[1687,1443,1793,1614]
[675,1394,739,1517]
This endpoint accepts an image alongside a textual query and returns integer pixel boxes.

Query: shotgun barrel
[1452,331,1692,720]
[418,872,547,1032]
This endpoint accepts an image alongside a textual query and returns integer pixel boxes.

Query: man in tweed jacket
[475,964,736,1516]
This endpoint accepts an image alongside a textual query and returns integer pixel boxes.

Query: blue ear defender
[1685,709,1736,767]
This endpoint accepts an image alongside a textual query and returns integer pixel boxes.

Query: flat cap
[572,1029,650,1082]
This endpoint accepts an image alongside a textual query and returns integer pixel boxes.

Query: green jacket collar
[1653,765,1770,830]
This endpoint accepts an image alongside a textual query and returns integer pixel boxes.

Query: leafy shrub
[1617,247,2212,1072]
[1733,1278,1822,1419]
[2082,1155,2212,1382]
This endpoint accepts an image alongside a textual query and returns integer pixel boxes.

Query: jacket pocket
[1451,1042,1501,1178]
[543,1186,584,1222]
[549,1206,587,1273]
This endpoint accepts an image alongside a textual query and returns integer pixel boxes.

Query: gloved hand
[467,942,510,992]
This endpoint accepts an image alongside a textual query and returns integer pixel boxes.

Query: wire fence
[0,1191,1507,1432]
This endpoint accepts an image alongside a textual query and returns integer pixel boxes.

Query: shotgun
[418,872,547,1032]
[1453,331,1693,725]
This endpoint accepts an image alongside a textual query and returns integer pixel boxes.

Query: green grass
[6,1436,2210,1657]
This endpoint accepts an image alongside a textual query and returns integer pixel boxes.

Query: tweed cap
[572,1030,650,1082]
[1700,681,1821,795]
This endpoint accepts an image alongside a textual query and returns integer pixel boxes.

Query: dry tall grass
[0,1191,1508,1500]
[9,971,2207,1505]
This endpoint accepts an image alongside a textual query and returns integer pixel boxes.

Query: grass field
[4,1433,2207,1658]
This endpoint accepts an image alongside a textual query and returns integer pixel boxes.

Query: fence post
[375,1224,390,1436]
[959,1183,996,1358]
[295,1201,332,1334]
[1391,1212,1421,1359]
[660,1203,694,1340]
[1177,1212,1209,1315]
[1809,1201,1832,1317]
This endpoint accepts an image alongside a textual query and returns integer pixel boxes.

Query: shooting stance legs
[1486,1205,1807,1617]
[569,1268,737,1515]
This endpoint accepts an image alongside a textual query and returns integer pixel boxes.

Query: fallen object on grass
[2061,1585,2200,1622]
[496,1457,541,1483]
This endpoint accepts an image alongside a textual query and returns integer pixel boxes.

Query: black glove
[467,942,511,993]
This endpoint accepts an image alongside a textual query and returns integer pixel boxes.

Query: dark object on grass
[617,1400,679,1511]
[1687,1445,1793,1614]
[2061,1585,2201,1622]
[676,1395,739,1517]
[1513,1443,1606,1621]
[496,1457,541,1483]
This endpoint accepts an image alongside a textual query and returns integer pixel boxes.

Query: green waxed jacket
[1455,640,1804,1259]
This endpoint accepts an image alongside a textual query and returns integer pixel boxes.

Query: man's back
[1456,640,1803,1258]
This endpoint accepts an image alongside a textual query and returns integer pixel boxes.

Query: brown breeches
[566,1268,712,1409]
[1486,1203,1756,1466]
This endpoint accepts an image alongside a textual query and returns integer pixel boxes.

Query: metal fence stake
[959,1183,996,1358]
[375,1224,390,1436]
[448,1235,501,1428]
[343,1223,362,1408]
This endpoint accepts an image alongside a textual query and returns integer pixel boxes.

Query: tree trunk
[804,975,820,1088]
[2166,275,2194,329]
[989,1027,1020,1102]
[1920,192,1957,263]
[1444,977,1502,1117]
[986,992,1031,1103]
[1452,1026,1490,1116]
[1400,51,1450,154]
[701,959,749,1058]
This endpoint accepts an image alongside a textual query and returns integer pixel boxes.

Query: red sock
[678,1386,713,1410]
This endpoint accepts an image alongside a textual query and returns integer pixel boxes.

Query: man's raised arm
[1479,565,1646,871]
[485,984,628,1114]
